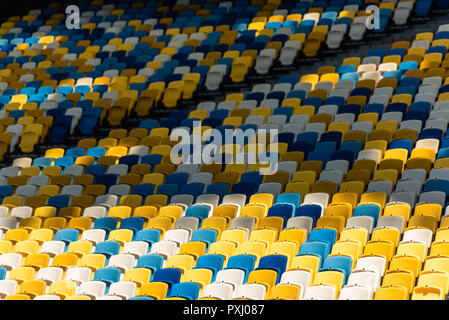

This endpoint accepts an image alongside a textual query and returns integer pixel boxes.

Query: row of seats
[0,0,448,300]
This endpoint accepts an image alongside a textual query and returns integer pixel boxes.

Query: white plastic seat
[36,267,63,285]
[235,283,266,300]
[122,241,149,258]
[201,282,234,300]
[402,228,433,248]
[0,253,22,271]
[10,206,33,219]
[418,191,446,206]
[367,181,393,197]
[303,192,329,210]
[83,206,107,220]
[280,269,311,298]
[286,216,313,235]
[222,194,247,214]
[79,281,107,300]
[195,194,220,209]
[303,285,336,300]
[355,256,386,277]
[389,191,416,208]
[215,269,245,291]
[325,160,349,174]
[345,216,374,233]
[106,281,137,300]
[107,254,136,273]
[0,280,18,298]
[40,241,66,257]
[376,216,405,233]
[60,185,83,197]
[65,267,92,285]
[81,229,106,246]
[163,229,190,247]
[254,55,273,75]
[338,285,374,300]
[150,241,178,260]
[401,169,427,185]
[351,121,373,134]
[95,195,119,209]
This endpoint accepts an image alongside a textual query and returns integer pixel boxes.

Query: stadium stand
[0,0,448,301]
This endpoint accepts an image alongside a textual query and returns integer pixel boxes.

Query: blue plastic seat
[136,254,164,274]
[309,228,337,248]
[184,205,209,224]
[168,282,201,300]
[298,241,328,263]
[191,229,217,247]
[140,154,162,167]
[153,268,182,287]
[256,254,287,283]
[0,186,13,200]
[119,155,139,167]
[47,195,70,211]
[437,148,449,159]
[314,141,337,154]
[49,116,72,144]
[319,131,342,148]
[205,183,229,199]
[231,181,257,198]
[267,204,295,228]
[240,171,263,187]
[94,174,118,191]
[131,184,155,198]
[94,241,121,259]
[135,229,160,246]
[194,254,224,277]
[295,204,321,227]
[85,165,106,176]
[419,128,443,142]
[339,141,362,155]
[321,255,352,284]
[93,267,121,286]
[54,229,79,245]
[423,179,449,197]
[94,217,118,236]
[178,183,205,199]
[389,139,413,156]
[119,217,145,234]
[276,193,301,210]
[353,204,380,225]
[54,156,74,168]
[32,157,52,168]
[86,147,106,159]
[225,254,256,282]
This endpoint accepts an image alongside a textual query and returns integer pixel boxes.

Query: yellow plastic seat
[312,270,344,298]
[47,280,76,300]
[166,254,195,274]
[9,266,35,284]
[124,268,151,287]
[389,255,421,278]
[108,229,133,246]
[417,271,449,295]
[247,269,277,295]
[79,254,106,272]
[382,270,415,295]
[268,284,301,300]
[374,285,408,300]
[139,282,169,300]
[17,280,47,299]
[412,286,444,300]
